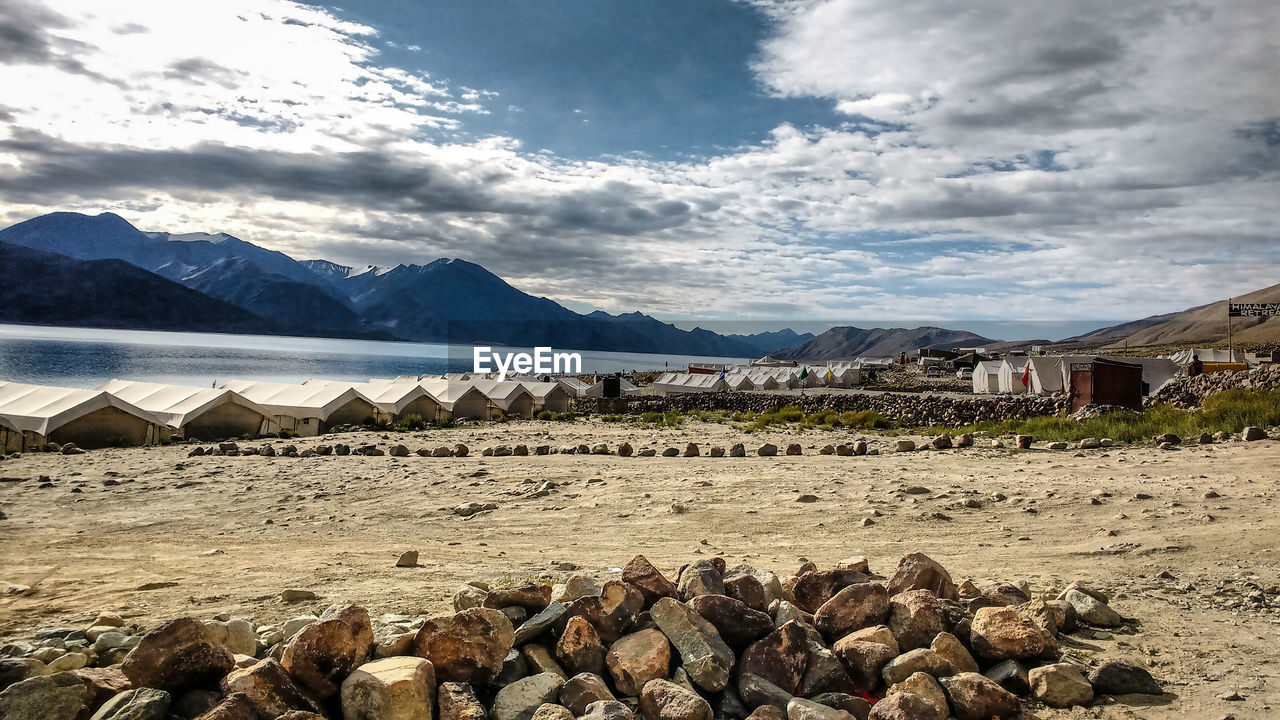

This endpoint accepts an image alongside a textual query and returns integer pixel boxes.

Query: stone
[746,707,786,720]
[683,443,700,457]
[808,693,869,720]
[880,648,949,686]
[616,443,633,457]
[591,444,610,455]
[515,602,568,645]
[830,640,893,692]
[453,443,469,457]
[0,658,46,691]
[688,594,774,649]
[494,648,530,687]
[893,440,914,452]
[556,617,607,677]
[1079,437,1101,449]
[559,673,614,716]
[885,553,957,601]
[492,673,566,720]
[709,446,725,457]
[0,674,90,720]
[454,502,498,517]
[955,433,973,447]
[729,443,746,457]
[554,576,602,603]
[1015,434,1032,449]
[340,656,435,720]
[852,441,867,456]
[797,642,856,698]
[581,699,635,720]
[72,667,133,710]
[454,585,489,611]
[1244,426,1268,441]
[1060,588,1123,627]
[1028,663,1093,708]
[938,672,1019,720]
[677,560,724,600]
[885,672,947,719]
[723,572,769,612]
[559,580,644,644]
[982,659,1028,695]
[389,444,410,457]
[785,444,802,456]
[639,679,712,720]
[929,632,977,675]
[47,653,88,673]
[930,435,952,450]
[396,551,420,568]
[1046,442,1068,450]
[738,621,807,706]
[757,444,778,457]
[221,658,324,718]
[820,445,835,456]
[87,688,171,720]
[605,628,671,696]
[968,607,1047,661]
[194,692,260,720]
[662,448,680,457]
[786,697,855,720]
[649,597,735,692]
[791,569,871,614]
[531,704,574,720]
[840,625,898,656]
[120,617,235,693]
[623,555,678,607]
[413,607,515,684]
[813,583,889,641]
[280,615,370,701]
[886,590,945,652]
[1087,661,1162,696]
[438,682,487,720]
[865,691,940,720]
[486,583,553,612]
[738,672,794,710]
[281,589,317,603]
[173,690,222,719]
[522,645,567,679]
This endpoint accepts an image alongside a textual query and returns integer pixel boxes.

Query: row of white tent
[0,375,589,451]
[651,362,869,396]
[971,356,1182,396]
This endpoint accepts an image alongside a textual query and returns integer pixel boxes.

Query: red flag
[1021,364,1031,389]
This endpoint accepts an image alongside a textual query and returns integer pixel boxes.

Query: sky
[0,0,1278,333]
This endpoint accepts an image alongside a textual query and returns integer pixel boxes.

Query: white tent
[520,381,572,413]
[998,358,1030,394]
[303,379,441,422]
[745,370,781,390]
[556,377,591,397]
[823,362,862,388]
[416,379,489,421]
[1167,348,1245,364]
[724,372,757,391]
[650,373,729,395]
[0,381,163,449]
[99,380,269,439]
[1026,355,1094,395]
[470,380,536,419]
[972,360,1003,394]
[222,380,379,435]
[1097,356,1181,396]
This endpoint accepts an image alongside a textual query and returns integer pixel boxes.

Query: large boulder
[1028,663,1093,708]
[493,674,567,720]
[606,629,672,697]
[515,602,569,646]
[884,672,947,719]
[830,640,893,692]
[688,594,774,649]
[221,658,323,718]
[886,590,945,651]
[929,632,978,675]
[0,673,90,720]
[865,691,941,720]
[677,560,724,600]
[880,648,949,686]
[813,584,888,641]
[556,616,607,677]
[487,583,554,613]
[281,616,370,700]
[622,555,678,607]
[559,581,645,645]
[791,570,872,614]
[785,697,856,720]
[1087,661,1162,696]
[738,621,808,707]
[885,554,957,601]
[1060,588,1123,628]
[340,656,436,720]
[412,608,515,683]
[937,672,1019,720]
[639,679,712,720]
[88,688,171,720]
[968,607,1048,661]
[438,681,487,720]
[649,598,735,692]
[581,700,635,720]
[121,618,235,693]
[559,673,614,716]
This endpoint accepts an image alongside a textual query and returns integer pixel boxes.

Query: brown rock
[885,554,957,601]
[487,583,554,612]
[885,672,947,718]
[281,617,369,700]
[785,697,854,720]
[221,658,324,718]
[559,673,615,716]
[838,626,898,657]
[559,581,645,645]
[886,590,945,651]
[982,660,1029,695]
[581,699,635,720]
[1028,663,1093,708]
[739,621,808,705]
[830,640,893,692]
[412,608,515,684]
[320,604,375,658]
[638,679,712,720]
[194,692,258,720]
[121,617,235,693]
[531,704,574,720]
[865,691,942,720]
[340,656,435,720]
[723,572,769,612]
[746,706,787,720]
[929,632,977,675]
[814,583,889,641]
[688,594,774,650]
[683,443,700,457]
[623,556,679,608]
[72,666,133,711]
[676,560,724,600]
[0,673,89,720]
[557,616,607,677]
[522,645,567,679]
[605,628,672,697]
[438,681,487,720]
[792,570,872,614]
[785,444,802,455]
[938,672,1019,720]
[880,648,949,686]
[797,644,856,697]
[968,607,1047,661]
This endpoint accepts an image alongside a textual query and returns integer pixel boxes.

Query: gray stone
[559,673,614,716]
[88,688,171,720]
[1028,663,1093,708]
[0,673,90,720]
[650,598,735,692]
[1087,661,1162,696]
[492,673,566,720]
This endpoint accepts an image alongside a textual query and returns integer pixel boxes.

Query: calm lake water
[0,325,746,389]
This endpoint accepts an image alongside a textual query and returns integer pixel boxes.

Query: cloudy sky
[1,0,1277,331]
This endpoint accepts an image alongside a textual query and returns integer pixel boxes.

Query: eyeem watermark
[473,346,582,381]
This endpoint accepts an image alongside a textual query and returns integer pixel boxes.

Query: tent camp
[470,380,535,419]
[1024,356,1083,395]
[972,360,1003,394]
[744,370,781,390]
[998,358,1030,394]
[304,380,442,423]
[417,379,489,421]
[1098,356,1181,396]
[585,378,640,398]
[1167,348,1245,365]
[750,355,796,367]
[99,380,269,439]
[723,372,757,391]
[556,377,591,398]
[222,380,379,435]
[650,373,729,395]
[520,381,572,413]
[823,362,862,388]
[0,381,163,450]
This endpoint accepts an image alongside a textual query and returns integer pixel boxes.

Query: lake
[0,324,747,388]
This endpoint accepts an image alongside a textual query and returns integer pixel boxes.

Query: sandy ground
[2,420,1278,718]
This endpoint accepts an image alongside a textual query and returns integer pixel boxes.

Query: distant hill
[775,326,997,360]
[726,328,816,355]
[0,241,278,334]
[1104,282,1280,348]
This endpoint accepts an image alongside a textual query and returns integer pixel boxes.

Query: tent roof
[470,380,533,408]
[301,379,437,414]
[0,381,163,436]
[222,380,375,419]
[98,380,268,428]
[416,378,488,410]
[518,381,568,400]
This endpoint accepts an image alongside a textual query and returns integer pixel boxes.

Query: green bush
[396,414,428,431]
[537,410,553,421]
[276,429,298,439]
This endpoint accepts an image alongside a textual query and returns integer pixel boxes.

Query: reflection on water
[0,325,745,389]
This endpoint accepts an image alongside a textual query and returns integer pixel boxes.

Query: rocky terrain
[2,420,1279,719]
[1148,364,1280,408]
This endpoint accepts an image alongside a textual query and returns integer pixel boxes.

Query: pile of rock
[597,394,1068,428]
[0,553,1163,720]
[1149,363,1280,408]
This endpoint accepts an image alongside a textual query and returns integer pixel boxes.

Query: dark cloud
[0,0,110,82]
[163,57,246,88]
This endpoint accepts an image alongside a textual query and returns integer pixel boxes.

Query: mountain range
[776,326,997,361]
